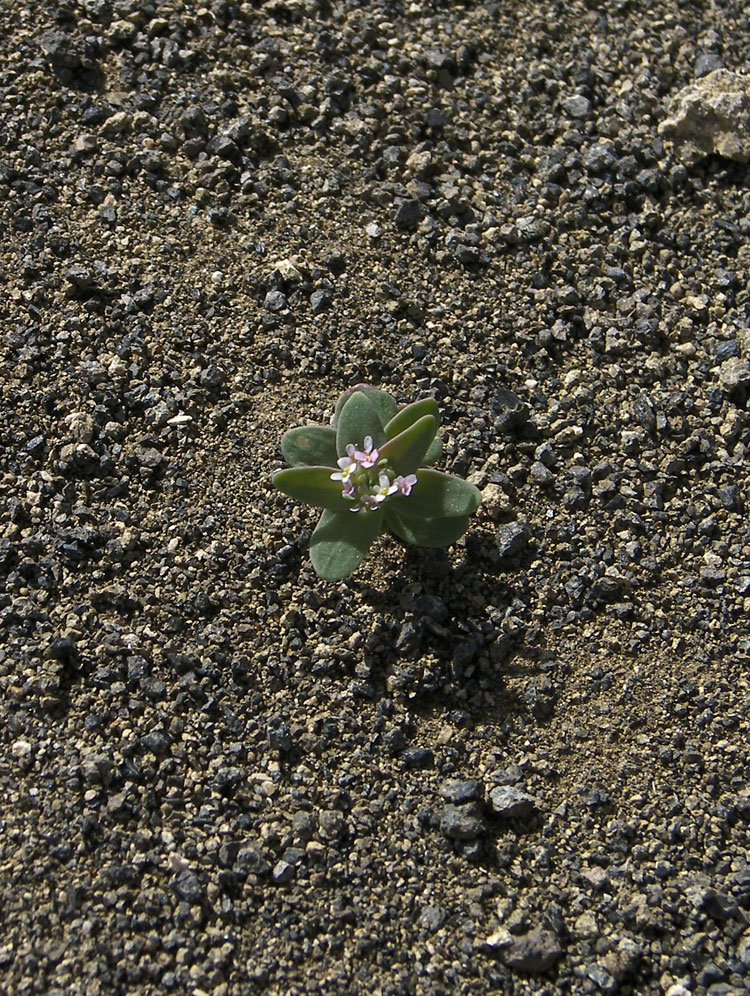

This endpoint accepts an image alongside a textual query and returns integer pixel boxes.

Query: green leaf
[362,388,399,427]
[310,507,384,580]
[385,508,470,548]
[379,414,437,476]
[335,391,386,456]
[384,398,440,439]
[423,436,443,467]
[272,467,354,511]
[333,386,398,428]
[390,469,482,518]
[281,425,338,467]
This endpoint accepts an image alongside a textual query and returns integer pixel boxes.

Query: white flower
[372,472,398,504]
[330,450,358,484]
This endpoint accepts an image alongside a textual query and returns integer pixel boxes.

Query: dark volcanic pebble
[440,805,487,841]
[501,927,564,974]
[488,785,538,820]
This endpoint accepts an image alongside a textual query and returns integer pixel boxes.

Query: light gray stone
[659,69,750,164]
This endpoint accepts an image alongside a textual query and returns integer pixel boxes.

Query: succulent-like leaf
[336,391,386,456]
[390,469,481,518]
[310,507,385,580]
[333,385,398,428]
[281,425,338,468]
[272,467,354,511]
[384,398,440,440]
[379,414,437,476]
[385,508,470,548]
[423,435,443,467]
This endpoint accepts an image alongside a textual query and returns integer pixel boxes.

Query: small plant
[272,385,481,580]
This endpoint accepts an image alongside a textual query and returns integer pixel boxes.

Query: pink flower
[394,473,417,496]
[353,435,379,468]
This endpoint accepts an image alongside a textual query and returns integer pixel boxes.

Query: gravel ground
[1,1,749,994]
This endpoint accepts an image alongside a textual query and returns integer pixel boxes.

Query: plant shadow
[350,523,552,734]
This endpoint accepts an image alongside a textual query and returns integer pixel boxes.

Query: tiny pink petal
[354,435,380,468]
[394,473,417,496]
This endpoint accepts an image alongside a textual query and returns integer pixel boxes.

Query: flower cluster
[331,435,417,512]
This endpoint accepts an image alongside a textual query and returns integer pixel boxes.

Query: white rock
[664,984,692,996]
[719,356,750,392]
[659,69,750,164]
[273,258,303,282]
[100,111,133,137]
[168,853,190,873]
[484,927,513,951]
[11,740,32,759]
[480,483,511,521]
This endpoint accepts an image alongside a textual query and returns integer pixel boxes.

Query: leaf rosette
[272,387,481,580]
